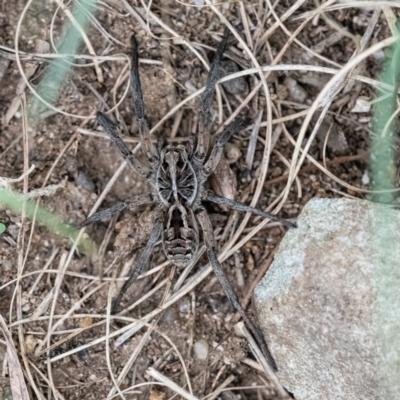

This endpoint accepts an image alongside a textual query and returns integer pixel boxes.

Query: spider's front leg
[196,208,278,371]
[111,218,163,314]
[201,117,248,178]
[81,193,154,227]
[191,28,230,169]
[130,36,158,165]
[97,112,152,180]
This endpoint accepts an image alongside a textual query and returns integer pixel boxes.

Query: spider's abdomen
[163,203,199,268]
[164,226,198,267]
[156,145,198,206]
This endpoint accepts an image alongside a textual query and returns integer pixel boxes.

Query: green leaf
[0,223,6,234]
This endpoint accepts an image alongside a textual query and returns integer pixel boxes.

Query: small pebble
[178,297,191,314]
[362,171,370,185]
[22,303,30,312]
[77,172,95,191]
[285,77,308,103]
[351,97,371,113]
[25,335,41,355]
[185,80,197,94]
[224,143,242,164]
[63,154,77,173]
[162,307,177,325]
[194,339,209,360]
[373,49,385,60]
[7,224,19,238]
[149,390,166,400]
[79,317,93,329]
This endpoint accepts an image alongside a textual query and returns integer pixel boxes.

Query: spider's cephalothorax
[157,145,198,206]
[82,29,296,371]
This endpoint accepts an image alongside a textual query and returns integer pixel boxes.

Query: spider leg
[204,191,297,229]
[111,218,163,314]
[201,117,247,178]
[81,193,154,227]
[196,208,277,371]
[130,36,158,164]
[192,28,230,169]
[97,112,152,180]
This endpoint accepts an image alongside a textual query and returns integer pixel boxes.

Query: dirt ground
[0,1,397,399]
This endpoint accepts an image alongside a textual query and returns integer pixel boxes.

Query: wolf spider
[82,29,296,369]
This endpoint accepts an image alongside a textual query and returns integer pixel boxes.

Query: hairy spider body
[82,30,296,370]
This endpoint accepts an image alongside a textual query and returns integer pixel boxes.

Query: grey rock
[254,198,400,400]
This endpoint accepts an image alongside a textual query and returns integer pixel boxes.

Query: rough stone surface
[254,198,400,400]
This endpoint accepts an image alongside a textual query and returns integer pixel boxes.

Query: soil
[0,1,397,399]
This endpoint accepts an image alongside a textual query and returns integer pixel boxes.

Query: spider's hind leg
[111,218,163,314]
[196,208,278,371]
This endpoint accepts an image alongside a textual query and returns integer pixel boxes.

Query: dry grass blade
[107,267,177,398]
[281,126,400,194]
[28,247,59,294]
[257,0,307,47]
[382,6,398,36]
[105,275,127,400]
[13,93,46,400]
[15,0,95,119]
[281,34,400,206]
[205,8,273,208]
[241,358,263,372]
[204,375,235,400]
[246,109,263,170]
[52,0,102,82]
[320,7,380,107]
[0,315,30,400]
[147,368,198,400]
[47,315,193,394]
[45,281,108,340]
